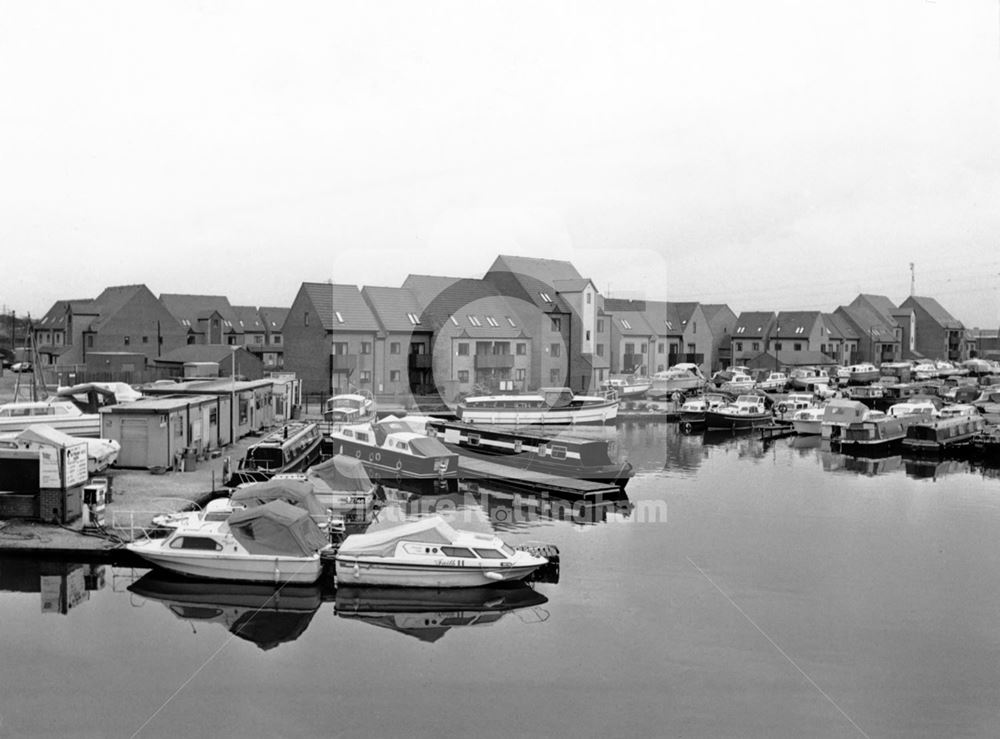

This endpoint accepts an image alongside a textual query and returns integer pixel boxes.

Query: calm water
[4,424,1000,738]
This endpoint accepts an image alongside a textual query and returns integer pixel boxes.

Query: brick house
[361,285,435,399]
[700,304,738,373]
[898,295,966,362]
[160,294,244,346]
[258,306,289,370]
[729,312,776,367]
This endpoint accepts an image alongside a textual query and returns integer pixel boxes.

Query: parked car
[10,361,32,373]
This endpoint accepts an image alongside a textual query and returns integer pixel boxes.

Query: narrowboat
[902,405,987,454]
[326,418,459,488]
[424,418,634,489]
[837,414,916,453]
[224,422,323,487]
[456,387,619,425]
[704,394,772,430]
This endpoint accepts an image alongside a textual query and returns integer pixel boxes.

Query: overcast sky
[3,1,1000,327]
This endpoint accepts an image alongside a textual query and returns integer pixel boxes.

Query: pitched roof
[733,311,776,338]
[361,286,430,333]
[899,296,964,329]
[89,285,147,330]
[402,275,528,337]
[775,311,822,337]
[37,299,90,329]
[854,294,899,326]
[158,345,249,364]
[160,294,240,329]
[821,312,859,340]
[485,255,582,312]
[835,304,898,340]
[298,283,380,332]
[232,306,265,333]
[258,307,290,332]
[612,311,655,336]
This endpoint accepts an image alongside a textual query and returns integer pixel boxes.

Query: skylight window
[485,316,499,327]
[468,315,482,327]
[666,321,673,330]
[621,319,632,330]
[335,311,344,323]
[407,312,421,325]
[506,316,516,327]
[539,292,552,303]
[450,316,459,326]
[736,326,746,334]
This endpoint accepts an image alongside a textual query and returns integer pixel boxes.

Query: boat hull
[127,541,323,584]
[326,438,459,481]
[456,401,618,425]
[334,557,542,587]
[0,417,101,438]
[792,420,822,435]
[704,411,771,430]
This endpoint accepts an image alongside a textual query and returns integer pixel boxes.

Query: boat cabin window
[440,546,477,558]
[473,548,507,559]
[245,447,284,470]
[500,543,515,556]
[468,433,480,447]
[355,431,369,443]
[550,445,567,460]
[169,536,222,551]
[342,429,354,438]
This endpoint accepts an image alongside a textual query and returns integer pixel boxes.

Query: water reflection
[904,457,972,480]
[0,558,106,615]
[128,571,322,651]
[334,584,549,643]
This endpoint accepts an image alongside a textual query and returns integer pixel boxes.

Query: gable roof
[853,294,900,326]
[160,294,240,329]
[298,283,380,332]
[775,311,822,337]
[258,307,290,332]
[611,311,655,336]
[89,285,148,330]
[485,255,582,313]
[732,311,776,339]
[402,275,528,337]
[899,295,964,329]
[36,299,92,329]
[835,304,898,341]
[232,306,265,333]
[361,286,430,333]
[821,312,859,340]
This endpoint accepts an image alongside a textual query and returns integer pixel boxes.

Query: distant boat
[224,422,323,487]
[902,405,986,454]
[323,392,376,425]
[600,375,652,398]
[456,387,618,425]
[649,364,706,398]
[0,400,100,437]
[704,394,772,430]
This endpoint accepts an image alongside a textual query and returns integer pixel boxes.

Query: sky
[3,1,1000,326]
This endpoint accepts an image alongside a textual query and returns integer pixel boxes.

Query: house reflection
[0,558,105,615]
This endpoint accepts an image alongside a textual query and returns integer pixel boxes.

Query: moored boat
[704,394,772,430]
[844,363,881,385]
[600,375,652,398]
[323,392,376,425]
[424,418,633,489]
[679,392,733,432]
[334,516,548,588]
[837,414,917,453]
[820,399,874,440]
[126,500,332,584]
[0,400,101,437]
[224,422,323,487]
[902,407,987,454]
[788,366,831,391]
[791,406,826,435]
[648,364,706,399]
[456,387,618,425]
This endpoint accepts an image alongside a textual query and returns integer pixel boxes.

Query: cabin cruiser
[773,392,818,422]
[334,516,549,588]
[323,392,376,425]
[820,400,877,440]
[0,400,100,437]
[756,372,788,392]
[127,500,333,584]
[791,406,827,435]
[600,375,652,398]
[281,455,378,525]
[843,363,880,385]
[456,387,618,425]
[326,418,459,487]
[704,394,772,430]
[679,392,733,431]
[719,372,756,395]
[648,364,706,398]
[788,367,831,391]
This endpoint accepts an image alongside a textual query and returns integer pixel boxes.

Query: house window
[142,336,149,344]
[549,369,561,384]
[335,311,344,323]
[693,321,697,333]
[332,342,348,355]
[304,311,310,327]
[551,317,561,332]
[468,315,482,327]
[506,316,516,327]
[390,342,400,355]
[457,343,469,356]
[596,344,605,357]
[273,335,282,345]
[586,292,592,304]
[585,330,591,341]
[227,336,236,345]
[752,342,759,351]
[625,343,635,355]
[187,336,195,345]
[640,343,647,354]
[458,370,470,383]
[550,343,561,357]
[540,292,552,303]
[597,319,604,332]
[254,335,263,344]
[515,368,526,381]
[736,342,743,352]
[774,342,783,350]
[516,343,526,355]
[123,336,130,346]
[621,319,632,330]
[360,370,371,383]
[361,342,372,355]
[658,343,664,354]
[794,343,802,351]
[390,370,400,382]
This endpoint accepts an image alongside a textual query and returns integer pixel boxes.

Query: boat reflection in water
[128,572,323,651]
[334,584,549,643]
[841,453,904,477]
[904,457,971,481]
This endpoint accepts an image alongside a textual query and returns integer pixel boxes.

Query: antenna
[910,262,915,296]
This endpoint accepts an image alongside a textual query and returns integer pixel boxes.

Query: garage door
[121,419,150,468]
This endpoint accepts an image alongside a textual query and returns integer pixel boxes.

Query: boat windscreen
[245,447,285,470]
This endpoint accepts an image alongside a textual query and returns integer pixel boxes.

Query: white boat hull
[334,557,542,588]
[126,541,323,584]
[458,402,618,425]
[0,416,100,438]
[792,420,822,435]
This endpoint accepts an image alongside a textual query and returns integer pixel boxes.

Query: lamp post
[230,345,238,444]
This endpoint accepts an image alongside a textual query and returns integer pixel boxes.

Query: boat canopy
[305,455,373,493]
[406,436,452,458]
[338,515,460,558]
[227,500,329,557]
[822,399,869,421]
[231,479,327,518]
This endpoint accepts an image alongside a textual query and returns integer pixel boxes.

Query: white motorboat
[280,455,378,525]
[600,375,652,398]
[791,406,826,435]
[649,364,706,398]
[127,500,332,584]
[820,399,875,440]
[334,516,548,588]
[323,392,376,425]
[456,387,618,425]
[0,400,100,437]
